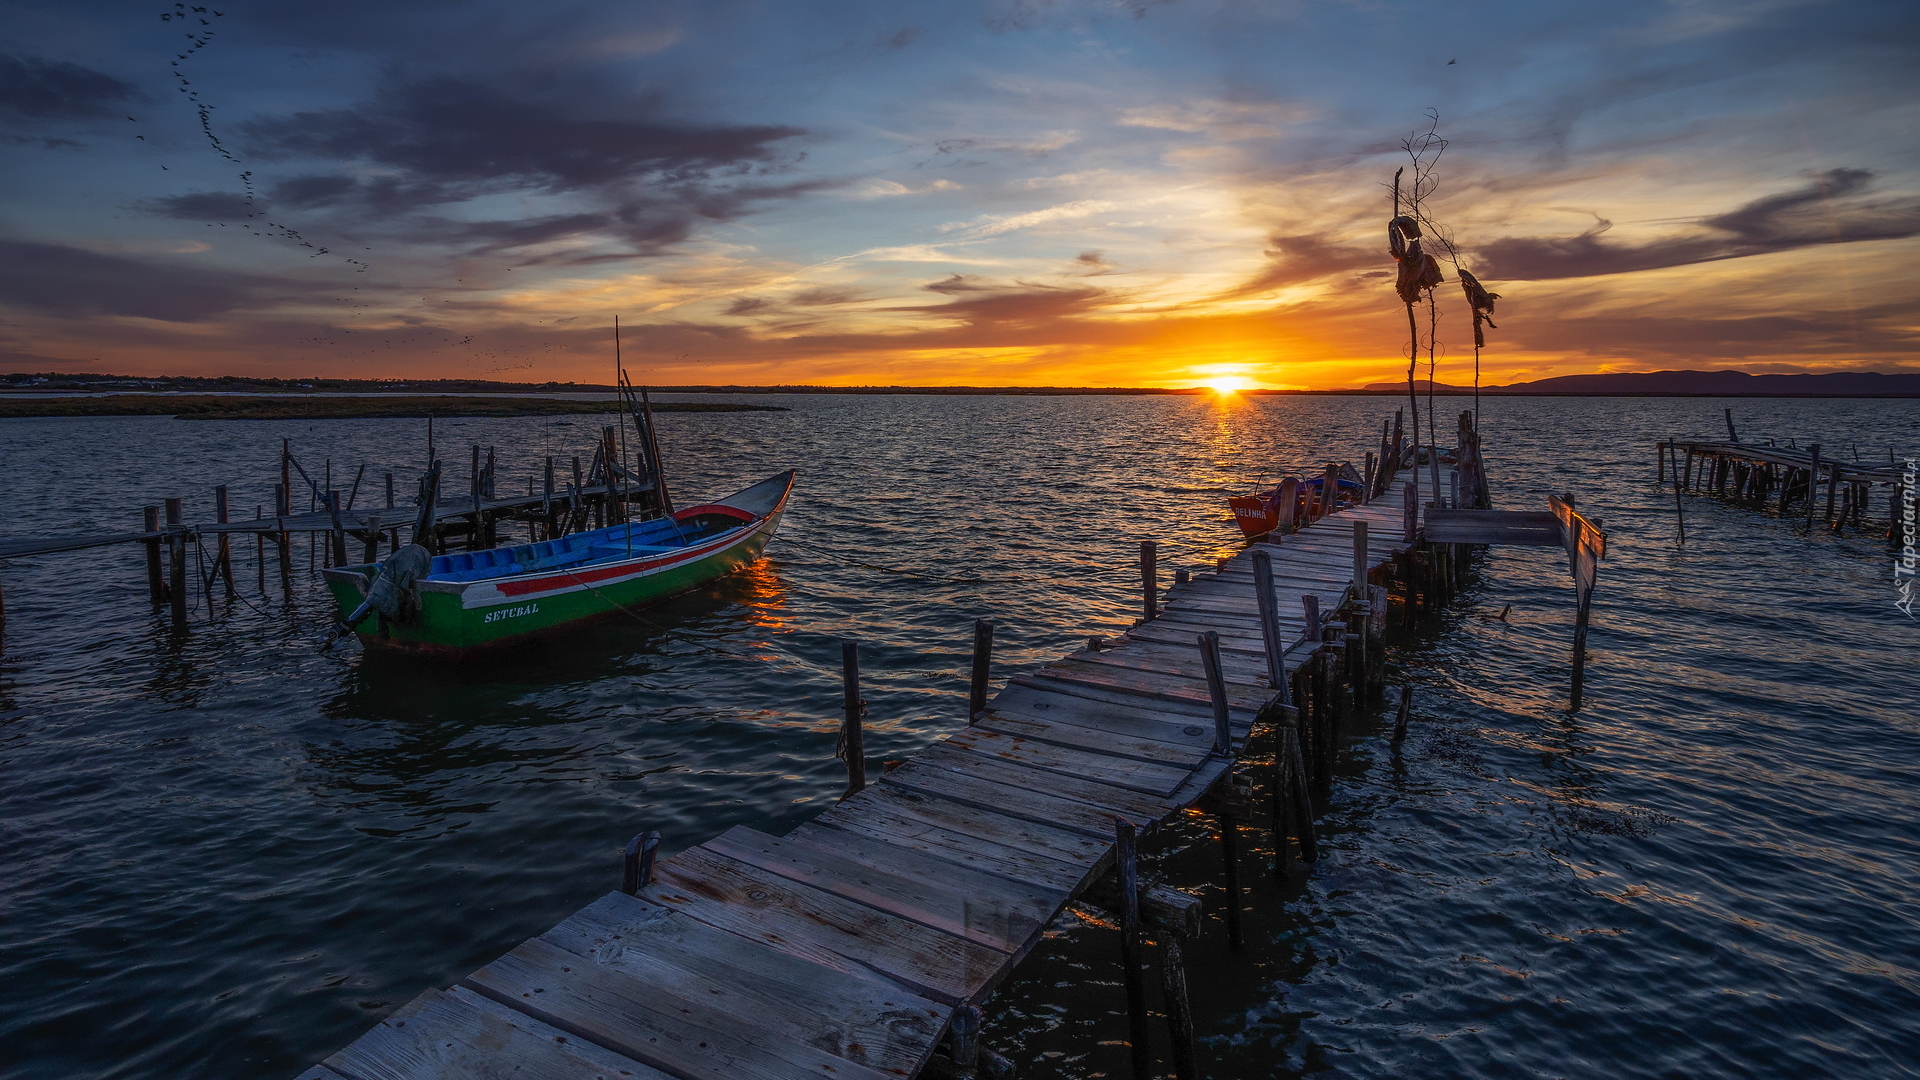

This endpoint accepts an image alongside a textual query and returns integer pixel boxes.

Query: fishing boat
[323,321,796,655]
[1227,472,1362,539]
[322,470,794,655]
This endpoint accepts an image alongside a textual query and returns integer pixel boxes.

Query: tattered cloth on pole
[1458,269,1501,348]
[1388,215,1443,304]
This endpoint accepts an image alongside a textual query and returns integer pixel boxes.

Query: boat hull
[323,471,792,656]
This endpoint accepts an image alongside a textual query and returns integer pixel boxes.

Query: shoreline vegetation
[1,368,1915,399]
[0,396,787,420]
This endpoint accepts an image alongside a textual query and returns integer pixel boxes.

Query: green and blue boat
[322,469,794,656]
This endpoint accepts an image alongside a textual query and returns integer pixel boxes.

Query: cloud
[0,53,143,122]
[913,274,1111,327]
[941,199,1114,238]
[1475,169,1920,280]
[0,240,285,322]
[1219,231,1379,298]
[1117,99,1302,140]
[243,77,803,195]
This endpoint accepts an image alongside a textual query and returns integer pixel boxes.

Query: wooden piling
[1724,408,1739,442]
[1806,445,1821,525]
[164,498,187,626]
[947,1005,983,1079]
[1668,442,1686,544]
[839,641,867,798]
[1160,932,1198,1080]
[143,506,165,603]
[1139,540,1158,622]
[1286,725,1318,861]
[329,489,348,567]
[967,618,993,723]
[1217,797,1244,949]
[1198,630,1232,756]
[621,831,660,895]
[1114,818,1152,1080]
[1251,550,1290,704]
[213,486,235,599]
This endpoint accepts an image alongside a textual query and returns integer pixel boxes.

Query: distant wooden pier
[294,411,1608,1080]
[1659,422,1909,542]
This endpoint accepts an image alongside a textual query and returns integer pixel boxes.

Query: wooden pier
[1658,431,1909,541]
[293,412,1603,1080]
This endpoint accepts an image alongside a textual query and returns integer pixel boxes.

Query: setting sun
[1205,376,1250,394]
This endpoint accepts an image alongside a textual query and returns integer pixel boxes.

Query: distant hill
[1359,369,1920,397]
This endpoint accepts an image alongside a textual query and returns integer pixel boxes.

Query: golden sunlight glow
[1205,376,1250,394]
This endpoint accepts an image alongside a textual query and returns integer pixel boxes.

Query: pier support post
[274,483,292,594]
[1403,482,1417,542]
[621,831,660,894]
[1113,818,1152,1080]
[839,641,867,798]
[1285,725,1317,862]
[947,1005,983,1079]
[1198,631,1232,755]
[214,486,235,599]
[968,618,993,723]
[1139,541,1158,622]
[329,489,348,567]
[164,498,187,626]
[1251,550,1290,705]
[143,506,165,603]
[1161,931,1199,1080]
[1805,446,1821,525]
[1217,801,1244,950]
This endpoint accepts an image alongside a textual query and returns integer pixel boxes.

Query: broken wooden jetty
[1657,415,1910,542]
[294,410,1607,1080]
[0,421,667,642]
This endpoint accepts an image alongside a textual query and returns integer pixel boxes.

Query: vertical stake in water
[1669,441,1686,545]
[214,485,234,599]
[1805,445,1821,526]
[1161,931,1199,1080]
[947,1004,983,1079]
[143,506,164,604]
[164,497,186,627]
[1114,817,1152,1080]
[840,641,867,798]
[1139,540,1157,622]
[967,618,993,723]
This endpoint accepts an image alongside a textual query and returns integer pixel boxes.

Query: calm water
[0,395,1915,1080]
